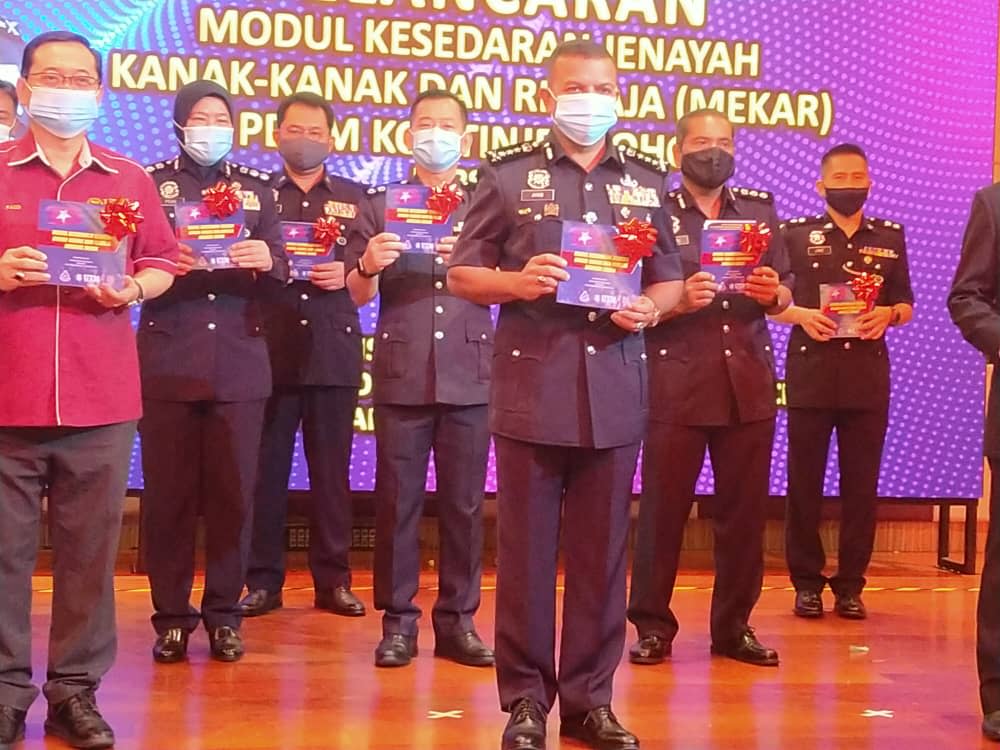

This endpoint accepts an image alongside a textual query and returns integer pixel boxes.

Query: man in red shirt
[0,31,177,750]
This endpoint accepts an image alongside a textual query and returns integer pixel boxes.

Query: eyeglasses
[27,71,100,90]
[283,126,329,141]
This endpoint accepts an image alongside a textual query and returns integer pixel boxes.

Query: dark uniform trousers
[782,212,911,597]
[348,177,493,640]
[139,155,286,634]
[448,136,682,717]
[628,184,790,648]
[248,171,365,595]
[0,422,135,709]
[981,462,1000,713]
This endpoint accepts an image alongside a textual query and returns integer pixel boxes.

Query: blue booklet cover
[37,199,127,288]
[175,201,245,270]
[384,185,453,254]
[556,220,641,311]
[820,282,871,338]
[700,219,762,293]
[282,221,334,280]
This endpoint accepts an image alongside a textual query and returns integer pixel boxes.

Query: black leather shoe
[208,626,244,662]
[434,630,495,667]
[561,705,639,750]
[239,588,282,617]
[0,704,26,749]
[834,594,867,620]
[794,590,824,618]
[628,634,671,665]
[984,710,1000,741]
[44,690,114,749]
[502,698,546,750]
[315,586,366,617]
[152,627,189,663]
[374,634,418,668]
[711,627,779,667]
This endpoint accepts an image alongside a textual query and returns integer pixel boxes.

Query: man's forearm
[447,266,521,305]
[134,268,174,301]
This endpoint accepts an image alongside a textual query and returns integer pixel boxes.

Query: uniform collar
[275,167,331,192]
[822,211,874,233]
[8,132,119,174]
[675,183,739,214]
[176,151,232,180]
[542,134,624,171]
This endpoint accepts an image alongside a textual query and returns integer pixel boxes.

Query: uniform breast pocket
[466,319,494,382]
[136,321,174,370]
[648,339,689,404]
[375,329,408,380]
[493,346,541,414]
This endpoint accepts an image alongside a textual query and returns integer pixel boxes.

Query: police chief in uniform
[449,41,683,750]
[240,92,367,619]
[344,89,495,669]
[139,80,287,664]
[627,108,792,670]
[948,178,1000,743]
[775,144,913,621]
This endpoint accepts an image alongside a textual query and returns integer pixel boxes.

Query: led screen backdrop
[1,0,995,498]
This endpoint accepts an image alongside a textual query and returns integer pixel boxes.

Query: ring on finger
[13,271,25,282]
[536,275,547,284]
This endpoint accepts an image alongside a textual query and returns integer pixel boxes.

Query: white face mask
[0,123,11,142]
[411,127,463,173]
[26,85,100,139]
[177,124,234,167]
[552,92,618,147]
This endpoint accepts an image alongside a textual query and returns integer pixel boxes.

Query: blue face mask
[26,85,99,139]
[552,92,618,147]
[178,124,234,167]
[411,127,463,173]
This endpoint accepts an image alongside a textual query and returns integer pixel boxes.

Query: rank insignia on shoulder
[733,186,773,202]
[488,141,535,164]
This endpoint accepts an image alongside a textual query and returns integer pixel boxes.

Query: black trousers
[628,418,774,647]
[785,406,888,596]
[979,459,1000,713]
[373,403,489,638]
[494,436,639,718]
[0,422,135,710]
[247,385,358,594]
[140,399,266,634]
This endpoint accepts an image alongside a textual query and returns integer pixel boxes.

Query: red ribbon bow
[614,218,658,270]
[739,222,771,264]
[203,181,242,219]
[427,183,464,218]
[313,216,343,250]
[849,271,885,305]
[100,198,143,241]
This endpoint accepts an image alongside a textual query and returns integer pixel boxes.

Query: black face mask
[824,186,870,216]
[680,147,735,190]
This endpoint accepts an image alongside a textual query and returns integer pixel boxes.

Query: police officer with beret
[344,88,495,670]
[240,92,367,620]
[627,108,792,670]
[775,143,913,622]
[139,80,287,664]
[449,40,683,750]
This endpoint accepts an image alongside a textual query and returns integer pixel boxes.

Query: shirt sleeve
[449,162,506,270]
[643,207,683,285]
[130,169,179,274]
[885,228,915,305]
[764,204,794,293]
[948,188,1000,362]
[252,182,288,283]
[343,190,379,269]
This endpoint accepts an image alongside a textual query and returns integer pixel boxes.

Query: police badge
[526,169,551,190]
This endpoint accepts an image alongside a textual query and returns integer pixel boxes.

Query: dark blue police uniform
[628,185,791,650]
[139,154,287,635]
[345,174,494,641]
[782,213,912,598]
[450,137,681,717]
[247,170,366,600]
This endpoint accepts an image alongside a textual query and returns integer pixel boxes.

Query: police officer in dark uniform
[627,108,792,670]
[449,41,683,750]
[139,80,286,664]
[239,92,367,619]
[776,144,913,621]
[344,89,495,669]
[947,177,1000,742]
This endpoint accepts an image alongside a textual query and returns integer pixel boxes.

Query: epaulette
[488,141,537,165]
[732,186,773,203]
[365,185,389,196]
[617,144,669,175]
[871,217,904,232]
[781,213,826,228]
[232,162,271,182]
[145,160,169,174]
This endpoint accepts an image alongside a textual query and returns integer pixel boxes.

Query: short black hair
[676,108,734,145]
[409,88,468,125]
[0,80,16,109]
[21,31,102,82]
[545,38,614,75]
[821,143,868,168]
[277,92,334,129]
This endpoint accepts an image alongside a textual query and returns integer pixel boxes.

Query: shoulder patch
[875,218,903,232]
[488,141,536,165]
[366,187,377,195]
[623,148,669,175]
[145,160,167,174]
[785,214,825,226]
[230,162,271,182]
[733,186,773,203]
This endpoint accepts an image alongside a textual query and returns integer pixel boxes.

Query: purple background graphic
[1,0,995,498]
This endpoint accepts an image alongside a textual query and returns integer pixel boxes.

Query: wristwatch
[357,256,380,279]
[889,306,901,326]
[126,277,145,308]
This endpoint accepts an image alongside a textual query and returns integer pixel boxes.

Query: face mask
[411,127,463,173]
[0,123,10,142]
[824,186,869,216]
[552,93,618,147]
[178,124,233,167]
[26,85,99,139]
[680,146,735,190]
[279,136,330,173]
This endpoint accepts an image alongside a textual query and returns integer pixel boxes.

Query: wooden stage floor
[15,553,991,749]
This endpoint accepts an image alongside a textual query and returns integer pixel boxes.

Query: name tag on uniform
[324,200,358,219]
[807,245,832,256]
[675,234,690,246]
[605,183,660,208]
[240,190,261,211]
[520,189,555,202]
[859,245,899,259]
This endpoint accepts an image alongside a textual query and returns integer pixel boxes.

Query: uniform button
[724,349,733,357]
[586,345,597,355]
[512,348,521,357]
[346,326,353,333]
[207,322,217,331]
[722,300,731,310]
[847,242,853,249]
[812,262,820,269]
[800,345,807,353]
[875,263,882,271]
[434,281,444,290]
[434,256,444,265]
[147,321,155,327]
[584,182,594,191]
[302,200,310,208]
[382,332,389,339]
[207,293,216,301]
[844,341,852,351]
[587,311,598,322]
[658,348,667,356]
[480,333,488,340]
[722,324,731,334]
[300,293,309,301]
[765,345,771,352]
[300,319,309,326]
[846,260,854,268]
[435,305,444,314]
[640,352,647,361]
[434,331,445,340]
